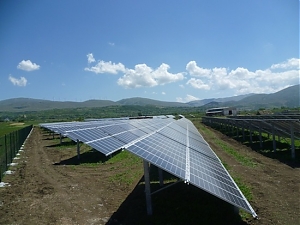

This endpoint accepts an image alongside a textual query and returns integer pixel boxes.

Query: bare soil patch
[0,124,299,225]
[9,123,25,126]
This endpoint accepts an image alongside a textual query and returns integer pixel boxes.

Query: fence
[0,125,33,182]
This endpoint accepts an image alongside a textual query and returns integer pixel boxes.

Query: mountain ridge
[0,84,298,112]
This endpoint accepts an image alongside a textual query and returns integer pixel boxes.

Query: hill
[0,84,298,112]
[117,97,187,107]
[0,98,117,112]
[236,84,299,109]
[187,93,254,107]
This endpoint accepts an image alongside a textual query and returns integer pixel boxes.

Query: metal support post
[259,125,262,149]
[249,125,252,145]
[291,125,295,159]
[76,140,80,161]
[158,167,164,186]
[233,205,239,216]
[272,124,276,152]
[143,160,152,215]
[242,124,245,141]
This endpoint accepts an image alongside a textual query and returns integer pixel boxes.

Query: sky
[0,0,299,103]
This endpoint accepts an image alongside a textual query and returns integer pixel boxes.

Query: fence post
[1,125,32,181]
[5,134,8,172]
[10,133,12,163]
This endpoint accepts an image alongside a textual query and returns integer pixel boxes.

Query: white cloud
[162,91,166,95]
[108,42,115,46]
[186,58,299,94]
[179,84,185,88]
[85,55,185,88]
[271,58,299,69]
[87,53,95,64]
[17,60,40,71]
[8,75,27,86]
[186,61,211,77]
[176,97,183,102]
[85,60,126,74]
[186,94,199,102]
[186,78,210,90]
[176,94,199,103]
[117,63,185,88]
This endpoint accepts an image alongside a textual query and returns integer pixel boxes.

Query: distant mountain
[117,97,188,107]
[187,93,254,107]
[0,98,117,112]
[0,85,298,112]
[234,84,300,109]
[201,84,299,110]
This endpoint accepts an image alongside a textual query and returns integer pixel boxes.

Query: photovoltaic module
[40,116,257,217]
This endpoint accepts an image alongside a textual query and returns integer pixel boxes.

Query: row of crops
[0,125,33,182]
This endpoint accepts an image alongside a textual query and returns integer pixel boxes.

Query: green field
[0,122,37,137]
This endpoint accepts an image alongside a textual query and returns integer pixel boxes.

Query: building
[205,107,237,116]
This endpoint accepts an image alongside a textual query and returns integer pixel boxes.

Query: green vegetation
[0,105,205,123]
[215,139,257,167]
[0,122,33,137]
[192,118,256,167]
[191,118,255,220]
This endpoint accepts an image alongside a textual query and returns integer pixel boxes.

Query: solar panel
[40,116,257,217]
[88,136,125,156]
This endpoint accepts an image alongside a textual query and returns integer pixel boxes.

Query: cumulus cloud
[85,54,185,88]
[87,53,95,64]
[186,58,299,94]
[271,58,299,69]
[162,92,166,95]
[176,94,199,103]
[17,60,40,71]
[8,75,27,86]
[186,61,211,77]
[117,63,185,88]
[186,78,211,90]
[85,60,126,74]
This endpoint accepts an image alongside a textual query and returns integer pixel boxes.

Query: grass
[215,139,257,167]
[108,151,142,186]
[0,122,32,137]
[192,119,257,167]
[191,118,255,220]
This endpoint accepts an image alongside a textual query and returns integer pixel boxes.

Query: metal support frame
[272,124,276,152]
[259,125,263,149]
[151,179,182,195]
[158,167,164,186]
[249,125,252,145]
[143,160,152,215]
[76,139,80,161]
[291,125,295,159]
[242,124,245,141]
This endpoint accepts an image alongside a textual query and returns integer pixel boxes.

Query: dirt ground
[0,124,299,225]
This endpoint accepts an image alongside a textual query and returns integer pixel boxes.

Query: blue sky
[0,0,299,103]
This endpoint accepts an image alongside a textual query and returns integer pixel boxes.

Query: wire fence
[0,125,33,182]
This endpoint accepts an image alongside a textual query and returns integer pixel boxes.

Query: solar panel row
[40,117,257,217]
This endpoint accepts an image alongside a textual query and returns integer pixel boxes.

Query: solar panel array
[202,116,300,140]
[40,117,257,217]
